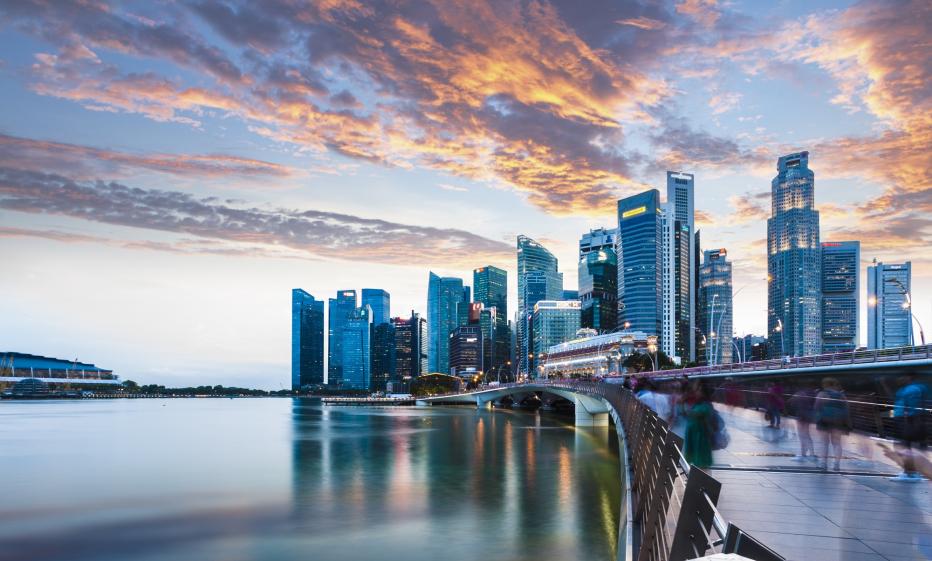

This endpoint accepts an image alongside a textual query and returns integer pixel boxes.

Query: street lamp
[775,318,785,358]
[885,277,926,346]
[708,294,719,366]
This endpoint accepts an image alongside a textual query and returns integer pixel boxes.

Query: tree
[122,380,139,391]
[623,351,675,373]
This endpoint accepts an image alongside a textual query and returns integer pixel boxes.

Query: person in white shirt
[637,378,673,423]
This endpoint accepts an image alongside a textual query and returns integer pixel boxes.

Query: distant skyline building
[393,311,427,381]
[667,171,696,362]
[578,229,617,334]
[341,306,372,390]
[370,322,396,391]
[660,203,676,360]
[868,261,913,349]
[517,235,562,376]
[617,189,663,346]
[327,289,357,386]
[291,289,324,390]
[698,248,733,365]
[532,300,581,377]
[449,325,483,377]
[473,265,510,377]
[563,289,579,300]
[473,266,507,315]
[427,272,465,373]
[736,334,767,363]
[361,288,391,326]
[767,151,821,358]
[821,241,860,353]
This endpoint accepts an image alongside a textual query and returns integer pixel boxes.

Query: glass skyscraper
[327,289,357,386]
[767,152,821,358]
[361,288,390,326]
[532,300,581,377]
[667,171,696,362]
[867,261,912,349]
[578,231,617,333]
[449,325,483,377]
[341,306,372,389]
[370,322,396,391]
[474,265,510,376]
[393,311,427,381]
[517,235,562,375]
[291,289,325,390]
[427,272,465,373]
[617,189,663,343]
[822,241,860,353]
[698,249,733,365]
[473,266,507,315]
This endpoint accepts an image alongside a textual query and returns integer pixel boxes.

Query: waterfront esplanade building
[0,352,119,390]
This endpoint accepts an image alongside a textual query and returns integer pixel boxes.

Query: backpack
[710,408,730,450]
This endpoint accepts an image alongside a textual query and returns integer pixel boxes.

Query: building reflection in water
[290,398,620,560]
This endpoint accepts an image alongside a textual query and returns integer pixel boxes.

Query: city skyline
[1,0,928,389]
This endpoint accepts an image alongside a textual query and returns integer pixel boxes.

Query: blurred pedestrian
[815,377,851,471]
[684,382,714,469]
[766,381,785,428]
[637,378,673,423]
[789,384,817,461]
[890,373,929,481]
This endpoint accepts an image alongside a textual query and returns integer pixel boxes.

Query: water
[0,399,621,561]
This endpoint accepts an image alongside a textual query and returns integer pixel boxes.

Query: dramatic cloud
[0,168,512,267]
[727,191,769,224]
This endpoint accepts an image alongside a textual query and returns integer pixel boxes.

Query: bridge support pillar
[574,397,608,426]
[476,396,493,410]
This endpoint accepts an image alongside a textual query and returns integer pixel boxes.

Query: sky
[0,0,929,389]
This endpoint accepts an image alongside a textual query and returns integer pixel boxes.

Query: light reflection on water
[0,398,620,561]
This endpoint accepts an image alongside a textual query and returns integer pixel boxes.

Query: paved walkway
[710,407,932,561]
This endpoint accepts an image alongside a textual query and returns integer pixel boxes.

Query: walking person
[684,382,714,469]
[890,373,929,481]
[815,377,851,471]
[765,381,785,428]
[789,384,817,461]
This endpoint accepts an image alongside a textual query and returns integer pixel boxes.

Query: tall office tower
[473,266,507,314]
[667,171,696,362]
[867,261,913,349]
[427,272,465,373]
[578,229,618,333]
[698,249,733,365]
[767,151,821,358]
[327,289,357,386]
[393,311,427,381]
[361,289,391,326]
[370,322,396,391]
[291,289,325,390]
[660,203,677,360]
[532,300,581,377]
[821,241,860,353]
[517,235,562,375]
[617,190,663,344]
[449,325,483,377]
[563,289,579,300]
[474,265,509,375]
[341,306,372,390]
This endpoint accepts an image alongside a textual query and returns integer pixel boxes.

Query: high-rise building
[822,241,860,353]
[532,300,581,377]
[361,288,391,326]
[517,235,562,375]
[617,189,663,344]
[660,202,676,361]
[291,289,325,390]
[736,334,767,363]
[562,289,579,300]
[449,325,483,377]
[867,261,913,349]
[667,171,696,362]
[473,265,510,377]
[427,272,465,373]
[393,311,428,382]
[578,231,617,333]
[327,290,357,386]
[341,306,372,390]
[698,248,733,365]
[473,266,507,315]
[767,151,821,358]
[370,322,396,391]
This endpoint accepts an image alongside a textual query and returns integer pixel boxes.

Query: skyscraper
[868,261,913,349]
[473,265,510,376]
[667,171,696,362]
[532,300,581,377]
[427,272,465,373]
[361,288,391,326]
[370,322,396,391]
[698,249,733,365]
[291,289,325,390]
[341,306,372,390]
[822,241,860,353]
[578,231,617,333]
[660,202,676,360]
[393,311,428,382]
[517,235,562,375]
[767,152,821,358]
[449,325,483,377]
[473,266,507,314]
[617,189,663,344]
[328,290,357,386]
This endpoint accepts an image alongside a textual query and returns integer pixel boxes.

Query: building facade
[393,311,427,383]
[449,325,483,377]
[327,289,357,386]
[517,235,563,376]
[427,272,465,373]
[341,306,372,390]
[578,228,618,334]
[617,189,663,345]
[698,248,733,365]
[667,171,696,362]
[370,322,396,392]
[821,241,860,353]
[532,300,581,377]
[767,152,821,358]
[291,289,325,390]
[867,261,913,349]
[736,334,767,363]
[660,203,676,361]
[361,288,391,326]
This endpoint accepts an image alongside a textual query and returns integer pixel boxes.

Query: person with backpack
[890,373,929,481]
[684,383,717,468]
[815,377,851,471]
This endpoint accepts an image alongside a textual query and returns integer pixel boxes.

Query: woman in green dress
[684,383,714,468]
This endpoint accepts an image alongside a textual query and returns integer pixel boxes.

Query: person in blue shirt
[891,373,929,481]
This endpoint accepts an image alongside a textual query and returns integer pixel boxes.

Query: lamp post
[731,339,743,364]
[647,336,659,372]
[886,277,926,346]
[775,318,785,358]
[708,294,719,366]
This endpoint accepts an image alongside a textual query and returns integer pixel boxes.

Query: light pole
[731,339,743,364]
[708,294,719,366]
[775,318,785,358]
[886,277,926,346]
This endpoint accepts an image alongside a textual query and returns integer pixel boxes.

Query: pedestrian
[890,373,929,481]
[789,384,817,461]
[684,382,714,469]
[815,377,851,471]
[637,378,673,423]
[766,381,785,428]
